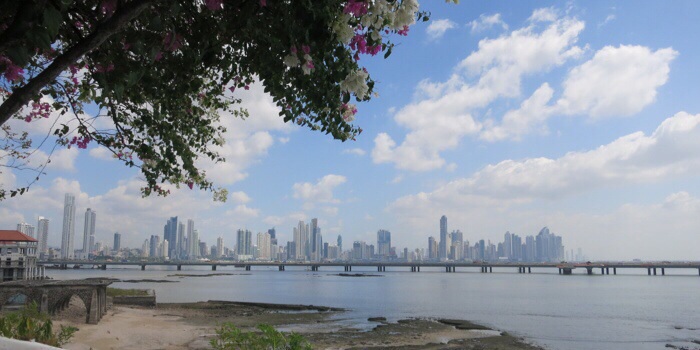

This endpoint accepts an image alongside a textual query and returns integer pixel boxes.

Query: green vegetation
[211,323,312,350]
[0,302,77,347]
[106,288,149,297]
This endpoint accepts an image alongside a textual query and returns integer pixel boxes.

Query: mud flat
[56,300,543,350]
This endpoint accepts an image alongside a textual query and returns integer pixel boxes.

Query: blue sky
[3,1,700,260]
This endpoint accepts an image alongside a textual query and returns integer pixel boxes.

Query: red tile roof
[0,230,38,242]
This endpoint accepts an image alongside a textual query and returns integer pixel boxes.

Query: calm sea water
[48,265,700,350]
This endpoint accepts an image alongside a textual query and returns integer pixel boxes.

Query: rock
[437,319,491,330]
[368,317,386,322]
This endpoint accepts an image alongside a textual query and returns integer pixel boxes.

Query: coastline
[55,300,544,350]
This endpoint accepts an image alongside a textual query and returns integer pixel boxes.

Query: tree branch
[0,0,156,126]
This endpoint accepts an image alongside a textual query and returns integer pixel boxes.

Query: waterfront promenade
[40,260,700,276]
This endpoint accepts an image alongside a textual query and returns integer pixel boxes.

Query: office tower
[293,221,308,260]
[17,222,36,238]
[150,235,160,257]
[428,236,437,259]
[61,194,76,259]
[451,230,463,260]
[113,232,121,252]
[352,241,366,260]
[438,215,450,259]
[142,239,150,257]
[188,229,200,258]
[503,232,512,259]
[337,235,342,253]
[268,228,277,246]
[177,222,185,258]
[199,241,207,257]
[309,218,319,261]
[82,208,96,259]
[511,234,522,261]
[257,232,271,260]
[478,239,485,260]
[377,229,391,258]
[163,217,178,258]
[236,229,252,256]
[216,237,224,258]
[37,217,49,255]
[162,240,169,258]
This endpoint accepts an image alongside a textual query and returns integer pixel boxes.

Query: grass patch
[107,288,149,297]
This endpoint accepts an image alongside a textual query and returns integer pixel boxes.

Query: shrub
[0,302,77,347]
[211,323,312,350]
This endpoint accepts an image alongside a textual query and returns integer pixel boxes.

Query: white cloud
[89,147,114,161]
[278,137,290,144]
[390,175,403,184]
[529,7,559,22]
[292,174,347,204]
[468,14,508,33]
[373,10,585,171]
[598,14,616,27]
[226,204,259,220]
[427,19,457,40]
[556,45,677,118]
[342,148,366,156]
[480,83,554,141]
[229,191,251,204]
[391,111,700,204]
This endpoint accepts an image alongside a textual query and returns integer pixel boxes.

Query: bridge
[40,260,700,276]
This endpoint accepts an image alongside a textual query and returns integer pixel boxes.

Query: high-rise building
[428,236,438,259]
[60,194,76,259]
[113,232,121,252]
[337,235,342,253]
[142,239,150,257]
[17,222,35,238]
[199,241,207,257]
[309,218,320,261]
[268,228,277,246]
[438,215,450,260]
[188,229,200,258]
[82,208,96,259]
[236,229,252,256]
[257,232,271,260]
[377,229,391,258]
[150,235,160,257]
[177,222,185,258]
[293,221,308,260]
[450,230,463,260]
[216,236,224,258]
[37,217,49,255]
[163,217,178,258]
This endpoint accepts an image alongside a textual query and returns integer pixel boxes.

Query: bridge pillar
[489,266,492,273]
[586,267,593,275]
[606,267,610,275]
[245,265,251,271]
[279,265,284,271]
[177,265,182,271]
[648,268,651,275]
[601,267,605,274]
[558,268,561,274]
[528,267,531,273]
[661,268,665,276]
[101,264,107,270]
[562,268,573,275]
[88,289,100,324]
[212,265,217,271]
[653,268,657,275]
[613,267,617,275]
[40,292,49,314]
[141,264,146,271]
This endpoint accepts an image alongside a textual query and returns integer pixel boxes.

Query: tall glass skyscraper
[61,194,76,259]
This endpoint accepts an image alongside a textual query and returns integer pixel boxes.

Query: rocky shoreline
[56,299,544,349]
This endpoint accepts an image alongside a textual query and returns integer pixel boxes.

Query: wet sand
[56,300,544,350]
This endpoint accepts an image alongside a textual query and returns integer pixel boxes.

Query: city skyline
[3,3,700,260]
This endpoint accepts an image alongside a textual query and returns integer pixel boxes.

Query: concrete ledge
[0,337,61,350]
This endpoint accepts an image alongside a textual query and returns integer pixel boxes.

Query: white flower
[333,14,355,44]
[392,0,419,30]
[340,69,370,99]
[283,54,300,67]
[342,103,357,122]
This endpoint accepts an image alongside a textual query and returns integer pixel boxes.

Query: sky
[3,1,700,260]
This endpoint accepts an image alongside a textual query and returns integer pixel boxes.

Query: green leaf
[43,5,63,37]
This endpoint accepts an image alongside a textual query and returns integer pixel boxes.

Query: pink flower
[302,45,311,54]
[397,25,410,36]
[154,51,163,61]
[163,32,183,52]
[187,181,194,190]
[228,86,236,93]
[305,61,315,69]
[1,56,24,82]
[244,85,250,90]
[260,0,267,7]
[290,46,298,54]
[343,0,368,17]
[204,0,223,11]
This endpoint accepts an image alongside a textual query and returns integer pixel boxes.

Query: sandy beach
[52,299,544,350]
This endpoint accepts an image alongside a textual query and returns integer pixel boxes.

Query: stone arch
[51,292,92,323]
[1,291,29,310]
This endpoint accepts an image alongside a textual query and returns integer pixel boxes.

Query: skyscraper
[37,217,49,255]
[82,208,96,259]
[188,229,200,258]
[438,215,450,260]
[177,222,185,258]
[216,236,224,258]
[450,230,463,260]
[236,229,252,256]
[163,217,178,258]
[293,221,308,260]
[257,232,271,260]
[150,235,160,257]
[61,194,76,259]
[337,235,342,253]
[428,236,437,259]
[17,222,35,238]
[310,218,319,261]
[113,232,121,252]
[377,229,391,258]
